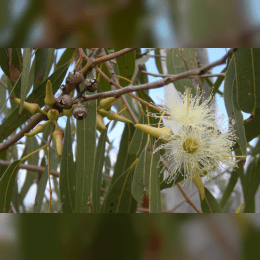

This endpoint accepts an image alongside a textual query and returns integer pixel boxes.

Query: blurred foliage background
[1,0,260,47]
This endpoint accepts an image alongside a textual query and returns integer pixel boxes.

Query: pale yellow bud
[98,97,118,110]
[13,98,41,115]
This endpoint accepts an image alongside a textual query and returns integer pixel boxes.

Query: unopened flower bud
[53,130,64,157]
[96,114,107,132]
[98,97,118,110]
[44,80,56,107]
[98,109,132,124]
[56,95,73,109]
[47,109,59,121]
[134,124,174,143]
[66,70,84,85]
[25,124,45,137]
[84,78,98,92]
[13,97,41,115]
[73,104,88,120]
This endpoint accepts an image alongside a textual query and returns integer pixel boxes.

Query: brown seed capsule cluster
[84,77,98,92]
[73,104,88,120]
[62,70,84,94]
[56,94,73,109]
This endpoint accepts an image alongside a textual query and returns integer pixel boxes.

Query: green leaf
[166,48,196,96]
[115,48,135,87]
[92,126,107,213]
[60,118,76,213]
[131,53,150,83]
[251,137,260,156]
[181,48,198,70]
[75,100,97,213]
[102,164,136,213]
[19,48,32,114]
[0,61,70,142]
[200,188,223,213]
[33,154,56,213]
[219,171,239,209]
[155,48,163,74]
[224,56,247,156]
[110,123,135,187]
[149,137,161,213]
[132,140,153,203]
[34,49,48,87]
[0,160,21,213]
[0,150,7,178]
[129,113,148,157]
[43,49,55,80]
[244,159,260,213]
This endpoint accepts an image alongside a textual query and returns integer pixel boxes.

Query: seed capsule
[56,95,73,109]
[73,104,88,120]
[66,70,84,85]
[84,78,98,92]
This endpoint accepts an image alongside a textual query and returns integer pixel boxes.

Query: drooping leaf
[60,118,76,213]
[200,187,223,213]
[19,48,32,114]
[115,48,135,87]
[33,154,56,213]
[224,56,247,156]
[0,160,21,213]
[155,48,163,75]
[92,125,107,213]
[149,137,161,213]
[75,100,97,213]
[166,48,196,96]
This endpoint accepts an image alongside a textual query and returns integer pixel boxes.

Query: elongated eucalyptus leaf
[34,48,48,87]
[219,171,239,209]
[43,49,55,81]
[182,48,198,70]
[129,113,148,157]
[224,56,247,156]
[251,138,260,156]
[155,48,163,74]
[75,100,97,213]
[166,48,196,96]
[60,118,76,213]
[110,123,135,187]
[92,125,107,213]
[102,164,136,213]
[115,48,135,87]
[0,160,20,213]
[149,137,161,213]
[0,62,70,142]
[33,154,56,213]
[200,188,223,213]
[244,159,260,213]
[132,140,153,203]
[19,48,32,114]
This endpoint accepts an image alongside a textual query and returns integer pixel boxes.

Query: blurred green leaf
[224,56,247,156]
[201,187,223,213]
[43,49,55,80]
[181,48,198,70]
[115,48,135,87]
[251,137,260,156]
[34,49,48,87]
[155,48,163,74]
[166,48,196,96]
[60,118,76,213]
[33,154,56,213]
[149,137,161,213]
[92,126,107,213]
[0,160,20,213]
[75,100,97,213]
[19,48,32,114]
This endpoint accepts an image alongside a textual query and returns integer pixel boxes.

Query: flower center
[182,138,199,154]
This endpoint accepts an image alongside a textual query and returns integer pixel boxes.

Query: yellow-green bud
[53,130,64,157]
[25,124,45,137]
[192,169,205,201]
[134,124,173,143]
[63,104,77,117]
[13,97,41,115]
[96,114,107,132]
[47,109,59,121]
[98,97,118,110]
[98,109,132,124]
[44,80,56,107]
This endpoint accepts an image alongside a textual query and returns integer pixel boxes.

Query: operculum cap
[25,124,45,137]
[96,114,107,132]
[44,80,56,107]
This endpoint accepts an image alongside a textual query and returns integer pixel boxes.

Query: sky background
[0,48,257,210]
